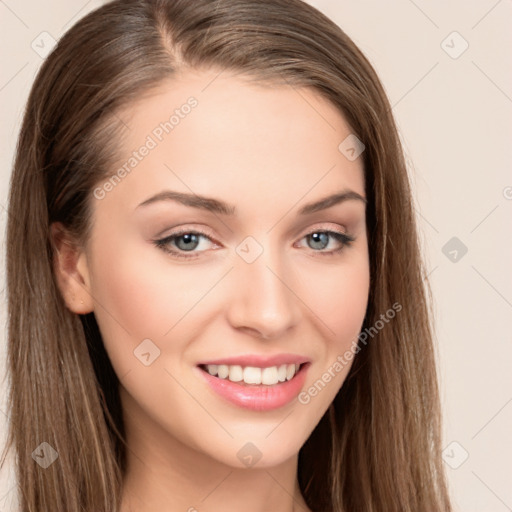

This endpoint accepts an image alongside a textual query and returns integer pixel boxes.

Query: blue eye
[301,231,354,254]
[169,232,201,251]
[153,230,214,259]
[153,229,355,260]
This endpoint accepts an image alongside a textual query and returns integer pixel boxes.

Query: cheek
[91,259,166,342]
[301,256,370,346]
[86,236,180,362]
[87,235,219,364]
[295,257,369,410]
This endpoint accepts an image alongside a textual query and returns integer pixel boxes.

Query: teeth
[204,363,302,385]
[217,364,229,379]
[228,365,243,382]
[244,366,262,384]
[261,366,278,385]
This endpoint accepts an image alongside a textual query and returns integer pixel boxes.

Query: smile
[196,362,311,411]
[200,363,302,386]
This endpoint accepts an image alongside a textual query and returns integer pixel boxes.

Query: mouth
[196,362,311,411]
[197,362,309,386]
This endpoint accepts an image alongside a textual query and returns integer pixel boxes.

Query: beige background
[1,1,511,510]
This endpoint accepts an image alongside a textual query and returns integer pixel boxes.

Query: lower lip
[196,363,311,412]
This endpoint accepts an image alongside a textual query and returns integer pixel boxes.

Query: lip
[197,353,311,368]
[195,361,311,412]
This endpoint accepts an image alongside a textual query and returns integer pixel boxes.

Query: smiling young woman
[2,1,452,511]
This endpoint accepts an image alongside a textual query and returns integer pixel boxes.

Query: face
[68,68,369,469]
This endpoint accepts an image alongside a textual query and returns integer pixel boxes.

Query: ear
[50,222,94,314]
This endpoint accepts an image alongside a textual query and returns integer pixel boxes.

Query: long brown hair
[2,0,452,510]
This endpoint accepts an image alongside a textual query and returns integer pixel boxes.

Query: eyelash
[153,227,355,260]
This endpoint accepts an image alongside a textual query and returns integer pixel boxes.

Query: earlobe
[50,222,94,314]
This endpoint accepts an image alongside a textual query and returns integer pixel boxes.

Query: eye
[296,229,355,256]
[153,227,355,260]
[153,229,218,259]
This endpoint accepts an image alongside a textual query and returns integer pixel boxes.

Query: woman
[2,0,452,510]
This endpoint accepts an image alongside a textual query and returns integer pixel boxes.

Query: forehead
[98,68,365,218]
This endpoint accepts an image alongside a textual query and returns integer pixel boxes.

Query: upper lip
[197,353,310,368]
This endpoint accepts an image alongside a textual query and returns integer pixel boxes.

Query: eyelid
[153,222,354,259]
[155,223,217,240]
[158,222,349,243]
[296,222,349,238]
[152,226,220,260]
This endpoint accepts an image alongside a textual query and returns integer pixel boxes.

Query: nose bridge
[225,235,301,338]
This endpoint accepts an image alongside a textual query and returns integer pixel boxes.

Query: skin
[52,67,370,512]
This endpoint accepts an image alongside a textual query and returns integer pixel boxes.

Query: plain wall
[1,1,511,510]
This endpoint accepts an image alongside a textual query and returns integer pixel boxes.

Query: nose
[225,245,302,340]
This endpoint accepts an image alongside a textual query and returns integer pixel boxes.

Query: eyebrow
[135,189,367,215]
